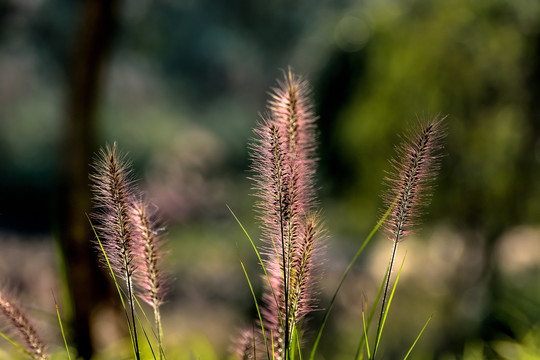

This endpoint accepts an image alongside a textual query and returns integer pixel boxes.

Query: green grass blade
[227,206,283,322]
[308,203,394,360]
[290,322,303,360]
[373,254,406,357]
[372,238,398,359]
[0,331,37,359]
[296,338,302,360]
[290,327,296,360]
[362,311,371,360]
[240,257,271,359]
[53,294,72,360]
[403,315,432,360]
[229,205,287,355]
[133,296,162,360]
[354,263,389,360]
[134,308,157,360]
[87,215,138,359]
[86,215,126,308]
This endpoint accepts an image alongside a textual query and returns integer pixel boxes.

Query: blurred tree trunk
[58,1,119,359]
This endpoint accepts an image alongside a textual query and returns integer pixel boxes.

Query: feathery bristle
[289,213,323,322]
[268,69,318,212]
[90,142,137,279]
[233,327,259,360]
[0,292,48,360]
[245,70,323,359]
[383,116,446,242]
[131,199,167,309]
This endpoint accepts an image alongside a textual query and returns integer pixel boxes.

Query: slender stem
[126,275,140,360]
[279,188,290,360]
[154,306,164,360]
[309,202,394,360]
[373,238,398,359]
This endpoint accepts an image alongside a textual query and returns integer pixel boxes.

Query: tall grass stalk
[53,293,72,360]
[91,143,170,359]
[131,200,167,359]
[240,69,322,359]
[372,116,446,358]
[88,216,139,359]
[309,201,394,360]
[90,142,141,360]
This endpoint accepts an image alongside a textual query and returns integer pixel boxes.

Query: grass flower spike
[131,199,167,356]
[90,142,141,359]
[90,142,137,281]
[244,70,323,360]
[268,69,317,211]
[383,116,446,243]
[373,116,446,358]
[91,142,169,359]
[0,291,48,360]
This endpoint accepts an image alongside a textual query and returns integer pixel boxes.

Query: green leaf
[0,331,38,360]
[53,294,72,360]
[362,311,371,360]
[240,257,271,359]
[374,254,406,357]
[309,202,395,360]
[403,315,432,360]
[87,215,138,359]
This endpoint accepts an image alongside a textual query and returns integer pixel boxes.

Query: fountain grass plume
[382,116,446,243]
[0,291,48,360]
[131,199,167,358]
[90,142,137,281]
[243,69,323,359]
[251,118,296,359]
[90,142,141,360]
[268,68,318,212]
[373,116,446,358]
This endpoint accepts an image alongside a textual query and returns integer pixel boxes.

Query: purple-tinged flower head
[0,291,48,360]
[289,213,324,323]
[246,70,323,359]
[383,116,446,243]
[250,118,297,259]
[90,142,137,280]
[131,199,167,310]
[268,69,318,213]
[250,117,301,358]
[233,327,258,360]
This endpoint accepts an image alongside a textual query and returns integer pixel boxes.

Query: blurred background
[1,0,540,359]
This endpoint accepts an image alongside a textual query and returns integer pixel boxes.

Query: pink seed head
[383,116,446,242]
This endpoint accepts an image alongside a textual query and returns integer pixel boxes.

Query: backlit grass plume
[131,199,167,358]
[0,291,48,360]
[382,116,446,243]
[243,70,323,360]
[90,142,141,359]
[91,142,169,359]
[268,69,317,211]
[90,143,137,282]
[373,116,446,358]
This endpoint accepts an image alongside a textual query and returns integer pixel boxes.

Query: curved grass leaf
[239,257,271,359]
[53,294,72,360]
[403,315,432,360]
[0,331,37,360]
[373,254,406,358]
[308,202,394,360]
[87,215,139,359]
[354,263,389,360]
